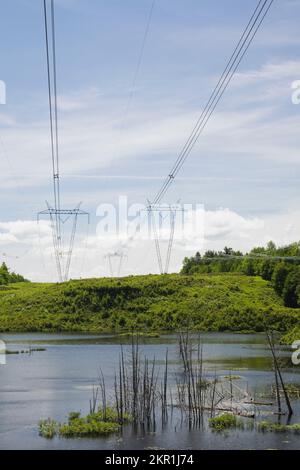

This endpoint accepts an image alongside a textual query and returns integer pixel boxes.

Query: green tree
[260,259,276,281]
[241,258,255,276]
[0,262,10,285]
[282,268,300,308]
[272,263,292,296]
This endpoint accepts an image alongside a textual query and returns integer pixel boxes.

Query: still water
[0,332,299,450]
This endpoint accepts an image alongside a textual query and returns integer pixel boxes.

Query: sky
[0,0,300,281]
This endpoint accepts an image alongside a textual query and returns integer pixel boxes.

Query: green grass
[281,326,300,344]
[39,419,59,439]
[258,421,300,434]
[0,273,299,336]
[39,407,130,439]
[209,413,242,431]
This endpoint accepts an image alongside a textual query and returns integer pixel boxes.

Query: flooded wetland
[0,332,299,450]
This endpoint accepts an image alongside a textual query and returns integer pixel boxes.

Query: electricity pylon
[38,202,89,282]
[104,251,128,278]
[147,202,183,274]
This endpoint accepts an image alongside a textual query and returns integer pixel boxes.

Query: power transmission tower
[104,251,128,278]
[147,203,183,274]
[38,0,89,282]
[38,203,89,282]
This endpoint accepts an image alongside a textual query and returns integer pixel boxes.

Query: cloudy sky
[0,0,300,281]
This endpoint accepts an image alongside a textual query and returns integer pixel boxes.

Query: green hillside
[0,273,299,341]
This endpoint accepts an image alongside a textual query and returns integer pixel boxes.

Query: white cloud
[0,89,299,193]
[2,208,300,281]
[0,57,299,198]
[234,61,300,86]
[1,57,300,278]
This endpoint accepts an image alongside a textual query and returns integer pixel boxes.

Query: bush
[283,268,300,308]
[258,421,300,434]
[39,419,59,439]
[39,407,129,439]
[209,413,241,431]
[272,263,292,296]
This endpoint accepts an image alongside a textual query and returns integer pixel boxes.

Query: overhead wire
[50,0,62,242]
[112,0,156,160]
[43,0,63,280]
[151,0,274,206]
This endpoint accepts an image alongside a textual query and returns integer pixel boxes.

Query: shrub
[39,419,59,439]
[208,413,241,431]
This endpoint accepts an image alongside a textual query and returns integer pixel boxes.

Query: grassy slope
[0,273,299,337]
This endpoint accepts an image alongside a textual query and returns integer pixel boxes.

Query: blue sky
[1,0,300,280]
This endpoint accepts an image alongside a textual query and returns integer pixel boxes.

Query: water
[0,332,299,450]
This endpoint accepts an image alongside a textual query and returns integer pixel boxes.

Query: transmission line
[40,0,89,282]
[145,0,274,276]
[113,0,155,160]
[151,0,274,206]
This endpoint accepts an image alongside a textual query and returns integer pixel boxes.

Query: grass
[39,407,130,439]
[258,421,300,434]
[0,273,299,337]
[222,375,242,380]
[209,413,242,431]
[39,419,59,439]
[281,326,300,344]
[59,418,120,437]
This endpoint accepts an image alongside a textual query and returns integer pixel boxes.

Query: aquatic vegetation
[222,375,242,381]
[209,413,242,431]
[59,416,120,437]
[284,384,300,398]
[37,334,300,444]
[39,419,59,439]
[68,411,81,422]
[258,421,300,434]
[39,407,129,439]
[6,348,46,355]
[271,383,300,399]
[116,332,160,339]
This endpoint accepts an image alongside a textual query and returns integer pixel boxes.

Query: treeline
[0,262,28,285]
[181,241,300,308]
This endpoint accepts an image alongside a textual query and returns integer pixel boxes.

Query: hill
[0,273,299,342]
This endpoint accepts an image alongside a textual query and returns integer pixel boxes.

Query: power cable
[151,0,274,205]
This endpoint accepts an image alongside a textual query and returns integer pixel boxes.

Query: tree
[241,258,255,276]
[261,259,276,281]
[0,262,10,285]
[272,263,292,296]
[266,241,276,254]
[282,268,300,308]
[0,262,28,285]
[204,250,218,258]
